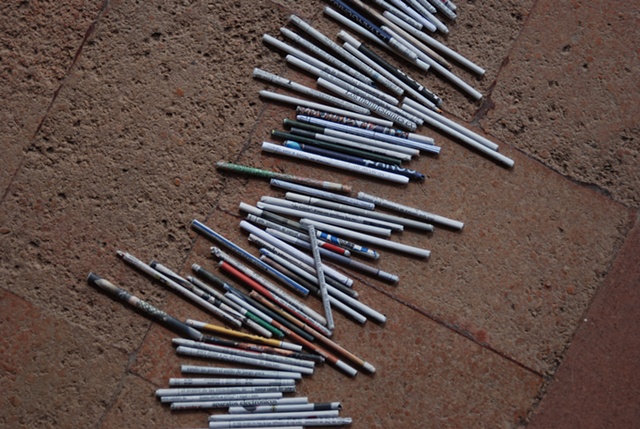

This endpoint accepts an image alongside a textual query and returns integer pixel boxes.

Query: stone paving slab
[0,289,127,429]
[99,372,208,429]
[525,214,640,428]
[0,0,291,341]
[0,0,104,193]
[480,0,640,207]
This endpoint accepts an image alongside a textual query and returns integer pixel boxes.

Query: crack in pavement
[1,0,112,206]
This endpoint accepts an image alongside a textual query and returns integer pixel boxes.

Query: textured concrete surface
[0,289,127,428]
[526,216,640,428]
[481,0,640,207]
[1,0,638,428]
[1,0,104,193]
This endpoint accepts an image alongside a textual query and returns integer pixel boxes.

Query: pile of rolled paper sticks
[85,2,512,428]
[256,0,514,168]
[88,247,356,428]
[86,181,463,425]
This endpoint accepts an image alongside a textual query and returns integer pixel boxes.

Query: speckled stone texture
[480,0,640,207]
[0,0,638,428]
[0,289,127,428]
[0,0,105,192]
[524,215,640,429]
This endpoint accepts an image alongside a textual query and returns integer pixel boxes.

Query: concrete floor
[1,0,638,428]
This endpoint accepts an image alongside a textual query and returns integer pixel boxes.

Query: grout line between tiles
[361,277,546,379]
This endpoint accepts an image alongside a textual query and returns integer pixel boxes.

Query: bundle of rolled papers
[88,193,458,423]
[189,218,386,358]
[88,253,357,428]
[86,1,508,427]
[157,350,353,428]
[256,0,514,168]
[215,164,464,261]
